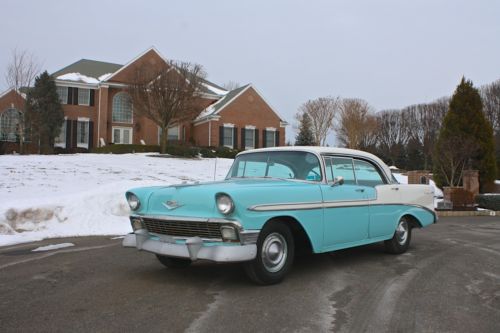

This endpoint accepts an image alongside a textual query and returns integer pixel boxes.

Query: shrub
[214,146,241,159]
[91,144,160,154]
[54,147,91,154]
[199,147,217,158]
[164,144,199,158]
[475,194,500,211]
[198,146,241,159]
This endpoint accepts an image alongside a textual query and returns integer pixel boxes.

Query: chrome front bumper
[123,229,257,262]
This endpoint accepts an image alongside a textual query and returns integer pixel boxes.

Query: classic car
[123,147,436,284]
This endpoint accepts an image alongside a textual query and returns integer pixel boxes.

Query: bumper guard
[123,229,257,262]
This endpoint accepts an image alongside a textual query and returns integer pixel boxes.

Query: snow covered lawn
[0,153,233,246]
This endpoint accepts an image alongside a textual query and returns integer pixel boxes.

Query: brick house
[0,47,287,153]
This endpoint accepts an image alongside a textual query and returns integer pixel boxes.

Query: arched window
[112,92,132,123]
[0,108,21,141]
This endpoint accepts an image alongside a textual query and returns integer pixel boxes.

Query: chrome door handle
[391,187,399,191]
[355,188,365,192]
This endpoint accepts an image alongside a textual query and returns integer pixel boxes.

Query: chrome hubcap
[396,219,409,245]
[261,232,287,273]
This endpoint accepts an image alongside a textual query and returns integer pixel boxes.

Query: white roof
[238,146,392,179]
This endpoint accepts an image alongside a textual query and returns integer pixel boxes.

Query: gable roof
[195,84,251,120]
[52,59,123,83]
[0,88,26,100]
[194,84,287,126]
[102,47,165,83]
[51,48,228,97]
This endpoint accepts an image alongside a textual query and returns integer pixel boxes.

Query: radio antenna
[213,157,218,181]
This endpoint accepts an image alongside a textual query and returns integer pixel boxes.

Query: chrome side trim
[248,201,324,211]
[247,201,436,221]
[248,199,369,211]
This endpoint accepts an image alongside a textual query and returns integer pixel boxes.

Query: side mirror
[331,176,344,187]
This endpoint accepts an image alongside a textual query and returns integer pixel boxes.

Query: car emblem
[163,200,183,210]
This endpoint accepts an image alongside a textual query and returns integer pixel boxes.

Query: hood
[130,178,317,218]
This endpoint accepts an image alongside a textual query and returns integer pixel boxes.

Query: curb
[436,210,499,217]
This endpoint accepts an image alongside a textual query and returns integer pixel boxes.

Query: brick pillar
[463,170,479,196]
[407,170,431,184]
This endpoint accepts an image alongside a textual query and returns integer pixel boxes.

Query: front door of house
[113,127,132,144]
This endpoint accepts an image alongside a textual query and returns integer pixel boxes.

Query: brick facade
[0,48,287,153]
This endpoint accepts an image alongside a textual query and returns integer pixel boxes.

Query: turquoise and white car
[123,147,436,284]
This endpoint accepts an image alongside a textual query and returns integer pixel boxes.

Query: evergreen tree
[26,71,64,154]
[433,78,496,191]
[295,113,316,145]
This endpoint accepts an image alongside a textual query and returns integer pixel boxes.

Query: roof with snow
[52,59,123,82]
[196,84,250,120]
[52,55,228,97]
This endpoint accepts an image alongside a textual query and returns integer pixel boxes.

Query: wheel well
[265,216,313,254]
[403,214,423,229]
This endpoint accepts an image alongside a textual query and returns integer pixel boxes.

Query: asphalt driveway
[1,216,499,333]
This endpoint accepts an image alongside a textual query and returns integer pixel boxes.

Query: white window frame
[112,92,133,124]
[56,86,68,104]
[54,118,67,148]
[112,126,133,144]
[78,88,90,106]
[76,118,90,149]
[167,125,180,141]
[223,124,234,148]
[245,126,256,150]
[0,108,21,142]
[265,128,276,148]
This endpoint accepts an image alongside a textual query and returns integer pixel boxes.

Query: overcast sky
[2,0,499,144]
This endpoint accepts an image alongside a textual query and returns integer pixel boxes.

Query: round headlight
[216,193,234,215]
[126,192,141,211]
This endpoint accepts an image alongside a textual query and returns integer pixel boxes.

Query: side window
[353,159,385,187]
[325,157,356,185]
[306,166,321,181]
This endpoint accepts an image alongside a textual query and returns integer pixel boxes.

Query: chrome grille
[142,217,223,240]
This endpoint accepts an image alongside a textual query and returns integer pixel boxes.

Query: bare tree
[400,98,447,169]
[297,97,338,146]
[336,98,377,149]
[4,48,41,153]
[128,61,206,154]
[480,79,500,134]
[433,134,476,187]
[222,80,241,91]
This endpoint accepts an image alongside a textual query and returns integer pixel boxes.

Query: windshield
[227,151,322,182]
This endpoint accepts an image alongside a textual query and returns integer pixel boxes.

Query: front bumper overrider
[123,228,258,262]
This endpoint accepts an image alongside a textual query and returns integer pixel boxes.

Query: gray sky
[2,0,499,144]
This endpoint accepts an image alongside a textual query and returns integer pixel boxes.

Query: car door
[320,156,370,249]
[351,158,393,238]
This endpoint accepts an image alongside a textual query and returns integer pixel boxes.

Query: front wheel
[244,222,294,285]
[156,255,192,268]
[384,217,412,254]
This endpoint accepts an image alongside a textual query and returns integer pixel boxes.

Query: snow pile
[196,104,216,119]
[202,82,228,96]
[57,73,100,84]
[57,72,115,84]
[32,243,75,252]
[98,73,113,81]
[0,154,233,246]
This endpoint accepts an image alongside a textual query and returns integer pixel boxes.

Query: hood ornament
[163,200,183,210]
